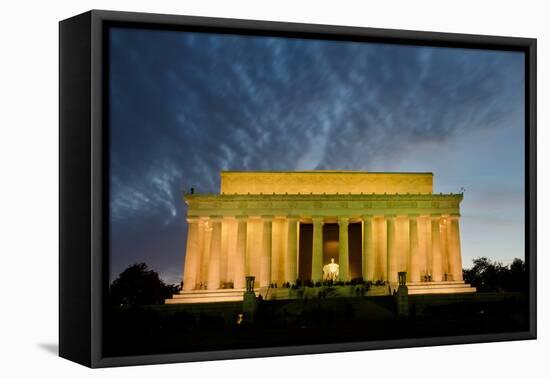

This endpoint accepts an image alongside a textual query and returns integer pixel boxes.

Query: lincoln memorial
[167,171,475,304]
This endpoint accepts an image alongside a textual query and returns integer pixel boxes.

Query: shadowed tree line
[462,257,528,293]
[109,263,180,307]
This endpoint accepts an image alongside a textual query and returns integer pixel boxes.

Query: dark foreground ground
[103,291,528,357]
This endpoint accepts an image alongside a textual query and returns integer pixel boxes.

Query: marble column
[417,216,429,279]
[440,217,449,280]
[272,217,285,285]
[431,215,443,282]
[219,218,230,285]
[376,216,387,281]
[387,215,397,283]
[234,216,247,289]
[408,215,420,283]
[182,217,200,291]
[311,217,324,282]
[448,215,464,281]
[199,219,211,288]
[398,216,410,275]
[285,216,298,283]
[207,217,222,290]
[260,216,273,287]
[338,217,350,282]
[363,215,375,282]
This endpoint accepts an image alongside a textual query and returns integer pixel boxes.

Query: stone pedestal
[395,285,409,316]
[395,271,409,316]
[242,292,258,323]
[243,276,258,323]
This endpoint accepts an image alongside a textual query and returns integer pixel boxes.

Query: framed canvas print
[59,10,537,368]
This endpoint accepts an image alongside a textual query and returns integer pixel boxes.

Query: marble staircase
[406,280,476,295]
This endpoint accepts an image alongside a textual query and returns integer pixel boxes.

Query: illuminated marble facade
[167,171,475,303]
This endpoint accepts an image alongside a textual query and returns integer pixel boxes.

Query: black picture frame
[59,9,537,368]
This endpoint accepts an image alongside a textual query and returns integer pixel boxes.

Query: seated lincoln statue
[322,258,339,281]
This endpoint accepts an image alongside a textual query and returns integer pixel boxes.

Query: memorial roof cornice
[220,170,434,175]
[184,193,463,201]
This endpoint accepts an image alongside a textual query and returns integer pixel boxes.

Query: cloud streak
[109,28,525,282]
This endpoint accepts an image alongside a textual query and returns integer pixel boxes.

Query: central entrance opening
[298,222,363,282]
[323,223,339,266]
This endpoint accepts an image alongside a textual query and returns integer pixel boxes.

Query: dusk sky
[109,27,525,284]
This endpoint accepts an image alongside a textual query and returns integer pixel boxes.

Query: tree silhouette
[504,258,528,292]
[463,257,527,292]
[109,263,179,306]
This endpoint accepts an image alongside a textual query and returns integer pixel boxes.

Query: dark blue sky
[109,27,525,284]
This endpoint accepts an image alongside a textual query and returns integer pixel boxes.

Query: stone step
[165,282,477,303]
[407,283,472,290]
[407,281,476,295]
[408,286,477,295]
[166,288,254,303]
[173,289,245,296]
[171,288,265,296]
[407,280,465,286]
[166,293,245,304]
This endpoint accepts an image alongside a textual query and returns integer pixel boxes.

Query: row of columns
[182,214,463,291]
[361,215,463,283]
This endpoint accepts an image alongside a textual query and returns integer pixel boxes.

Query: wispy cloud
[108,28,525,283]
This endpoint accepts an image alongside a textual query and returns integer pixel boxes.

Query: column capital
[235,215,248,221]
[261,215,274,221]
[448,214,460,221]
[287,215,299,222]
[361,214,373,221]
[209,215,223,222]
[312,216,325,225]
[186,216,200,223]
[408,214,420,219]
[386,214,397,219]
[430,214,442,220]
[338,217,350,226]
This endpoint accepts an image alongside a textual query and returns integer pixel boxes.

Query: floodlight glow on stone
[166,170,475,304]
